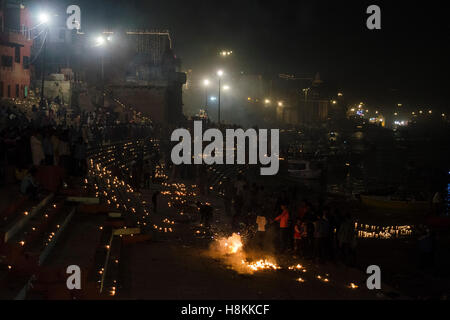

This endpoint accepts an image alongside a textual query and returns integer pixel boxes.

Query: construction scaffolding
[125,30,172,66]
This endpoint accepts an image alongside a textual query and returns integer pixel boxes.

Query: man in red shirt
[275,204,290,253]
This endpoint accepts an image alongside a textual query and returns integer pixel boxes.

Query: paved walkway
[118,179,402,300]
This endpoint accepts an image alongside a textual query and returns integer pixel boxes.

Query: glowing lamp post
[95,35,112,107]
[217,70,224,123]
[203,79,210,114]
[38,12,50,108]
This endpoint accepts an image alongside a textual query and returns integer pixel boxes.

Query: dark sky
[35,0,450,109]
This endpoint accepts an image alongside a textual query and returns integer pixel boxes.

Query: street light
[94,34,112,107]
[96,36,106,46]
[302,88,310,104]
[217,70,224,123]
[278,101,283,107]
[220,50,232,56]
[38,12,50,24]
[38,12,51,108]
[203,79,210,113]
[264,99,271,104]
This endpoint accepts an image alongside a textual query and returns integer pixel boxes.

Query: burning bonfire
[242,259,281,271]
[209,233,280,274]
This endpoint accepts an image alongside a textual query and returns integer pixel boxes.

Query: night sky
[33,0,449,109]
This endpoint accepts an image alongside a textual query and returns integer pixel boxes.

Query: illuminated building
[275,72,330,125]
[0,0,32,99]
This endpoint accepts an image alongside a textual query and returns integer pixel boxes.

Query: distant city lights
[220,50,233,56]
[394,120,408,126]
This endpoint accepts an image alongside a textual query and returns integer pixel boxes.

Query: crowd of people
[219,174,358,266]
[0,96,153,200]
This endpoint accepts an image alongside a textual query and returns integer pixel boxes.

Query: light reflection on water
[283,128,449,238]
[355,222,414,239]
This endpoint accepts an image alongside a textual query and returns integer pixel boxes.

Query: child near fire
[293,219,306,258]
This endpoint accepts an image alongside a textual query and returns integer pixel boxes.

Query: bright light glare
[96,36,105,46]
[217,70,224,77]
[203,79,210,86]
[278,101,283,107]
[223,85,230,90]
[210,96,217,101]
[264,99,271,104]
[38,13,50,24]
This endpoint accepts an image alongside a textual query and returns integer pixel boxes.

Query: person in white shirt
[255,215,267,249]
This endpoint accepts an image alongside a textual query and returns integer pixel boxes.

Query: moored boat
[287,159,322,180]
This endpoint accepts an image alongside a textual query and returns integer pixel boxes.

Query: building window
[0,82,3,98]
[7,85,11,98]
[15,46,20,63]
[16,84,19,97]
[23,56,30,69]
[1,55,13,67]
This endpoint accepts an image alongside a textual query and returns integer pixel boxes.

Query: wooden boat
[360,194,428,211]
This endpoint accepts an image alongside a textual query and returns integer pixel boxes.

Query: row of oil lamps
[355,222,414,239]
